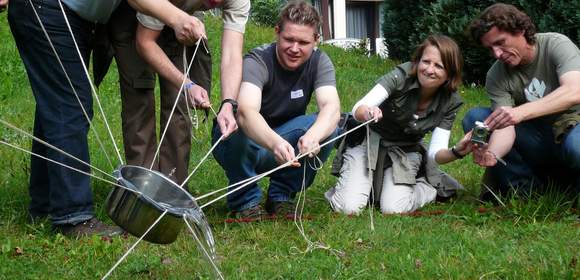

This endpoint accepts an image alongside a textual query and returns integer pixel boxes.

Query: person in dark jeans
[212,1,340,221]
[463,3,580,201]
[7,0,122,237]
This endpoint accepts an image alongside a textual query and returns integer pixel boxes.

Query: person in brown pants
[106,1,212,186]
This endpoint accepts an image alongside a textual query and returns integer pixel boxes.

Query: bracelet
[185,81,196,90]
[450,146,464,159]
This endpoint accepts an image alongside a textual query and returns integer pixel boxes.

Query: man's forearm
[219,30,244,101]
[488,126,515,158]
[517,86,580,121]
[136,26,187,89]
[305,104,340,144]
[238,109,283,152]
[516,71,580,121]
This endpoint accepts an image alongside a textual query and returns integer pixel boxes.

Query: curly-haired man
[463,3,580,200]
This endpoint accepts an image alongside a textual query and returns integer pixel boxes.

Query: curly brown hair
[410,34,463,93]
[469,3,536,45]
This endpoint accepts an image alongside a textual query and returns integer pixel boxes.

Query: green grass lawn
[0,14,578,279]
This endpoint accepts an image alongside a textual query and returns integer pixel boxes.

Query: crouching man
[463,3,580,200]
[212,1,340,221]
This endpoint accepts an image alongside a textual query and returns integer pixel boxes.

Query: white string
[306,154,323,170]
[0,140,139,194]
[199,118,376,208]
[27,0,114,170]
[200,158,296,209]
[289,156,345,257]
[181,45,201,140]
[209,106,218,118]
[102,210,168,280]
[150,37,203,170]
[183,216,225,280]
[0,119,115,181]
[180,134,224,188]
[57,0,124,166]
[366,125,375,231]
[195,175,256,201]
[182,44,217,144]
[26,3,217,279]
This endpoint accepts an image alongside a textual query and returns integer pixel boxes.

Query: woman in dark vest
[326,34,472,214]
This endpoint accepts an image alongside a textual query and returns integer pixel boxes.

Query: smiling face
[275,22,318,71]
[417,45,448,91]
[480,26,533,67]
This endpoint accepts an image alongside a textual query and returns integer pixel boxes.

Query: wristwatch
[450,146,464,159]
[219,98,238,115]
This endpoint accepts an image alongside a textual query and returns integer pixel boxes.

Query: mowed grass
[0,13,578,279]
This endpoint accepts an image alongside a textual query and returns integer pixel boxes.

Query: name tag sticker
[290,89,304,99]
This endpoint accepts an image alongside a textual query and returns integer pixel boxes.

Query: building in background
[312,0,388,58]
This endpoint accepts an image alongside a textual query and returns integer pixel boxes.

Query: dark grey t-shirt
[243,43,336,127]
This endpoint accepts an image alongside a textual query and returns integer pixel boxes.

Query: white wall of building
[333,0,347,38]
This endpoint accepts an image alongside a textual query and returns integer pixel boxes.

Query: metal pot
[105,165,210,245]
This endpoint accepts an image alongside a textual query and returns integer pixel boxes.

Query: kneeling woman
[326,34,471,214]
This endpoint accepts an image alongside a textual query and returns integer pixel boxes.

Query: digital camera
[470,121,490,145]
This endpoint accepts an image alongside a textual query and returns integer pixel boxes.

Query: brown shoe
[265,199,298,220]
[228,205,264,223]
[54,218,123,238]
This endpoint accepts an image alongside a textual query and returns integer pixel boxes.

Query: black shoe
[27,213,49,224]
[230,205,264,222]
[479,169,502,204]
[265,199,297,220]
[54,218,123,239]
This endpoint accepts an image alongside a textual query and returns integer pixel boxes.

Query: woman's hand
[454,131,474,157]
[364,106,383,122]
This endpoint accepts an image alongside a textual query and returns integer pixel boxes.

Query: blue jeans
[9,0,95,225]
[463,107,580,196]
[212,114,338,211]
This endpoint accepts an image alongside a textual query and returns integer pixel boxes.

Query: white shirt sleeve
[351,84,389,121]
[427,127,451,163]
[136,12,165,31]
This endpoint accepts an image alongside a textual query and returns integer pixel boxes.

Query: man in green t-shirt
[463,3,580,200]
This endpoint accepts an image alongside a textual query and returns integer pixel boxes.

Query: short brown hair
[276,1,321,37]
[469,3,536,45]
[410,34,463,93]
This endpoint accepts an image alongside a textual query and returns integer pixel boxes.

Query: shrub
[382,0,433,61]
[382,0,580,84]
[536,0,580,44]
[250,0,284,27]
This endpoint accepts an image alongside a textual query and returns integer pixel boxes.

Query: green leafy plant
[250,0,284,27]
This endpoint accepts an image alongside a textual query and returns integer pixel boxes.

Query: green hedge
[382,0,580,84]
[250,0,285,27]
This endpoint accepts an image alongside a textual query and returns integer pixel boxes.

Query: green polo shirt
[371,62,463,142]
